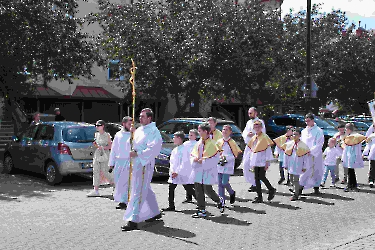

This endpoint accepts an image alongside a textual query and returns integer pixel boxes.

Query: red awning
[65,86,119,100]
[30,86,62,97]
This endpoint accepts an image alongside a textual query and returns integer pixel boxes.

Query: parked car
[157,118,245,168]
[3,122,96,185]
[266,114,337,148]
[104,122,176,178]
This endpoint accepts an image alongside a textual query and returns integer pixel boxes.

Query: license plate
[81,163,93,169]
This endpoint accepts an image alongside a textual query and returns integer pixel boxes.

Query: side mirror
[11,135,19,142]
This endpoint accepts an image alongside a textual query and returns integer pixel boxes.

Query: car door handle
[27,142,32,146]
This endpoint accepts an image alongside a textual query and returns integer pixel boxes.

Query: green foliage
[0,0,96,97]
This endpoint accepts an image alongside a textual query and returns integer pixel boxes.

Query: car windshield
[354,122,369,130]
[63,127,96,143]
[161,132,173,143]
[326,119,338,127]
[314,117,335,129]
[216,123,242,134]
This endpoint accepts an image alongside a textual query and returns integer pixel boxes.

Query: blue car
[266,114,337,148]
[3,122,96,185]
[157,118,245,168]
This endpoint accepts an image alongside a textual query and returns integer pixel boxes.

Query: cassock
[190,138,220,185]
[342,133,366,169]
[300,123,324,189]
[364,133,375,161]
[333,132,346,157]
[366,124,375,137]
[282,140,312,186]
[216,137,242,175]
[243,132,273,183]
[168,144,192,184]
[109,129,131,204]
[123,122,162,223]
[180,140,198,184]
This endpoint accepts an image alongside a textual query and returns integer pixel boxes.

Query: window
[21,125,39,140]
[107,60,125,81]
[273,117,296,126]
[62,127,96,143]
[35,125,54,140]
[158,123,176,134]
[174,122,197,135]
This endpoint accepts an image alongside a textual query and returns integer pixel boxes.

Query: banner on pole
[368,99,375,121]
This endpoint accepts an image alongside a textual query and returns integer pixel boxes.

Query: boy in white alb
[161,131,196,212]
[321,138,341,187]
[363,132,375,188]
[181,129,199,203]
[282,128,311,201]
[216,125,242,204]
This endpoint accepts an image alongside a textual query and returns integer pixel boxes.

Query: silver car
[3,122,96,185]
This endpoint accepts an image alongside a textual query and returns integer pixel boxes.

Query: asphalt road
[1,161,375,250]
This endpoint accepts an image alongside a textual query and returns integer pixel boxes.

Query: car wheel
[2,155,14,174]
[45,162,62,185]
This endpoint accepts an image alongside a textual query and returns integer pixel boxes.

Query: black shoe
[312,187,321,195]
[230,191,236,204]
[298,187,304,196]
[252,197,263,203]
[288,188,295,194]
[145,213,162,222]
[182,199,193,204]
[121,221,138,231]
[248,186,256,192]
[268,188,276,201]
[278,177,285,185]
[116,203,127,210]
[161,206,175,212]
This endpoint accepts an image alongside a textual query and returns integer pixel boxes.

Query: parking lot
[1,160,375,250]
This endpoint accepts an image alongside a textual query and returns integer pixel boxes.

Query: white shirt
[323,147,341,166]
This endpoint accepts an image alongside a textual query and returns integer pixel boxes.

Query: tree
[0,0,96,99]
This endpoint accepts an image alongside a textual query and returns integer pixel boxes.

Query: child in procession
[321,138,341,188]
[216,125,242,205]
[191,123,225,218]
[162,131,197,212]
[362,132,375,188]
[282,128,311,201]
[207,117,223,142]
[181,129,199,203]
[273,126,294,185]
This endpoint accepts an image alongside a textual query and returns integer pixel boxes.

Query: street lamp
[305,0,312,114]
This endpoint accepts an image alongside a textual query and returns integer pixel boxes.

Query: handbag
[97,149,108,162]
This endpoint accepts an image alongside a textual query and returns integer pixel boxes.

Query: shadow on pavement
[205,214,251,226]
[263,201,301,210]
[140,220,199,246]
[299,197,335,206]
[318,193,355,201]
[0,170,93,201]
[227,204,266,214]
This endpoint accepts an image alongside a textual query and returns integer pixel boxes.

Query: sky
[281,0,375,29]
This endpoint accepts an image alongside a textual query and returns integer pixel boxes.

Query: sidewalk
[333,233,375,249]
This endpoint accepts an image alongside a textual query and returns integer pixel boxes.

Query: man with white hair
[241,107,266,192]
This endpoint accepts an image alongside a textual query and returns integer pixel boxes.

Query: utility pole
[305,0,312,114]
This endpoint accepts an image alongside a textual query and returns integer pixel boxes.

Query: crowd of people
[85,107,375,232]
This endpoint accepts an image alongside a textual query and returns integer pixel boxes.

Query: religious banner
[368,99,375,121]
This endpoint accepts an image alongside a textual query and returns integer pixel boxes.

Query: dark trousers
[254,167,274,199]
[279,162,290,181]
[369,160,375,182]
[168,184,196,208]
[194,183,220,211]
[347,168,357,188]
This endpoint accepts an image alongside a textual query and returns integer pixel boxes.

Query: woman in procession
[87,120,114,197]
